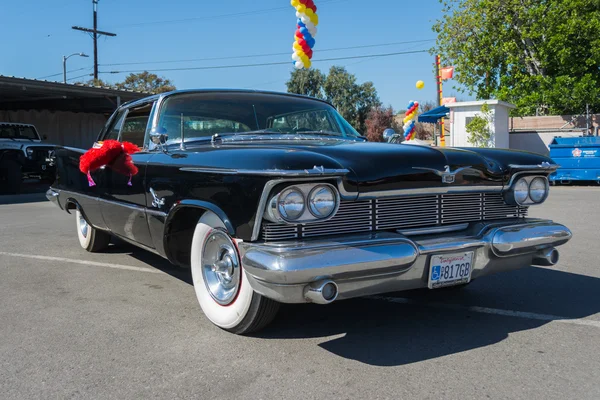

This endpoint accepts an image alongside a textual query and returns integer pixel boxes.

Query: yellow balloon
[311,14,319,25]
[416,80,425,90]
[291,0,299,6]
[297,4,306,13]
[305,8,314,17]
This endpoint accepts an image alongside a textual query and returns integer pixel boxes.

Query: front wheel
[190,212,279,334]
[75,210,111,252]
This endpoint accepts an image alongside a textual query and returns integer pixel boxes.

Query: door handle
[149,187,165,208]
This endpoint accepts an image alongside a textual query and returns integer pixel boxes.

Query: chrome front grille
[260,192,528,241]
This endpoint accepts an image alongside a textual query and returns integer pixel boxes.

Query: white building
[446,100,516,149]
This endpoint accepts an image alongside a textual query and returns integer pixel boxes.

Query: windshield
[157,92,361,144]
[0,125,39,140]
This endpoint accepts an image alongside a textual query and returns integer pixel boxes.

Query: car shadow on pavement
[256,267,600,366]
[103,240,193,285]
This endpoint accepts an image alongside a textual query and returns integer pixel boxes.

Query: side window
[119,103,153,148]
[103,111,127,141]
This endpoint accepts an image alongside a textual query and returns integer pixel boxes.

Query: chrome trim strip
[397,223,469,236]
[355,185,503,200]
[508,162,559,172]
[59,189,166,217]
[180,166,350,177]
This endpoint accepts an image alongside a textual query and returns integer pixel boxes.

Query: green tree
[114,72,176,94]
[432,0,600,115]
[466,103,494,147]
[287,66,381,133]
[285,68,325,99]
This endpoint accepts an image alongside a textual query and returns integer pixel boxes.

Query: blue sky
[0,0,465,110]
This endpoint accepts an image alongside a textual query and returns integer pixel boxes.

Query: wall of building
[510,113,599,132]
[0,109,107,149]
[509,131,582,156]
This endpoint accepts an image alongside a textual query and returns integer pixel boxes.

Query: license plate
[428,252,473,289]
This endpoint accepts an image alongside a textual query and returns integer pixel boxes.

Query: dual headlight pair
[506,175,549,205]
[266,183,340,224]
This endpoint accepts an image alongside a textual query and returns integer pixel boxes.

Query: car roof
[121,89,334,109]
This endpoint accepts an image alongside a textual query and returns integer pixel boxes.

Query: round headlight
[529,177,547,203]
[514,178,529,204]
[277,188,305,221]
[308,185,337,218]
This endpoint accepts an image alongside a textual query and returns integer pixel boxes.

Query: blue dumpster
[549,136,600,183]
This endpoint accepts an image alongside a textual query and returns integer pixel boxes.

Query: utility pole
[72,0,116,81]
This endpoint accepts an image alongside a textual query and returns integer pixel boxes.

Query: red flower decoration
[79,139,140,187]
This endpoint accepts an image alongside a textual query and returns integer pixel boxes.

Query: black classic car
[47,90,572,334]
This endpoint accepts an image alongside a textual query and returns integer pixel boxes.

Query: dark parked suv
[0,123,57,193]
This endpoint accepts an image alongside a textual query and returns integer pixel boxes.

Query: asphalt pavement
[0,186,599,399]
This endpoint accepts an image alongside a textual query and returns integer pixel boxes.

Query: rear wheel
[190,211,279,334]
[75,210,111,252]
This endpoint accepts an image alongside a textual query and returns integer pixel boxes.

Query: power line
[37,67,92,80]
[99,49,430,75]
[110,0,342,29]
[67,72,94,82]
[99,39,435,67]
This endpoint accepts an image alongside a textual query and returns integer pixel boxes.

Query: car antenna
[179,113,186,151]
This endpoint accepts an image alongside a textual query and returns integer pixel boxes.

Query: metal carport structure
[0,76,149,148]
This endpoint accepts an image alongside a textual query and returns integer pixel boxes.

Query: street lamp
[63,52,89,83]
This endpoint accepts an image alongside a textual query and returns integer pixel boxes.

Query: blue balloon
[297,19,305,27]
[307,38,316,48]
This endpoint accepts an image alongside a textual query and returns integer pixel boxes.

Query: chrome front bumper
[238,219,572,304]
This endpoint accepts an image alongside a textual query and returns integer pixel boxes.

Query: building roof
[445,100,516,109]
[0,75,150,114]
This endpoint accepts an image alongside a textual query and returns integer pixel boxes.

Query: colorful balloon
[416,80,425,90]
[403,100,419,140]
[291,0,319,69]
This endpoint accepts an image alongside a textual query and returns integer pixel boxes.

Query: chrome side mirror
[149,127,169,154]
[150,130,168,145]
[382,128,397,143]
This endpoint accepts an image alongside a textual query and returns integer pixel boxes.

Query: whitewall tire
[75,210,111,252]
[190,211,279,334]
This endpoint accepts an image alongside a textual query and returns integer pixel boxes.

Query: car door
[99,101,156,247]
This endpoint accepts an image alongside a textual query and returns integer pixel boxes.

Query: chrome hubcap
[201,230,241,305]
[78,213,89,238]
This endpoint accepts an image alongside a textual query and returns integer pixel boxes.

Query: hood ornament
[413,165,472,184]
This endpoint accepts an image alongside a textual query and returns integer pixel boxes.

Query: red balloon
[299,0,306,3]
[306,48,313,58]
[295,30,303,39]
[313,5,317,12]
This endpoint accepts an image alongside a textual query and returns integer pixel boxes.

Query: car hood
[178,138,554,197]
